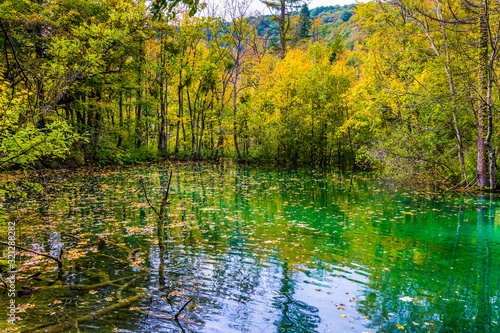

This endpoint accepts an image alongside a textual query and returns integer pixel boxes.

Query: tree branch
[0,241,62,268]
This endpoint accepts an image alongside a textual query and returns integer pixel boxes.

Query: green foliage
[0,120,82,197]
[150,0,200,20]
[0,73,82,197]
[0,122,79,169]
[340,10,353,22]
[251,4,356,44]
[3,0,496,190]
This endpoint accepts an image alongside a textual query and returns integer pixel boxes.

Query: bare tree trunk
[187,89,196,159]
[158,79,167,154]
[279,0,286,59]
[135,90,142,149]
[477,2,489,188]
[116,92,123,148]
[484,2,496,189]
[198,111,205,160]
[233,72,242,160]
[175,85,182,156]
[119,92,123,127]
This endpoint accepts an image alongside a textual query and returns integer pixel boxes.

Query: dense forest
[1,0,500,192]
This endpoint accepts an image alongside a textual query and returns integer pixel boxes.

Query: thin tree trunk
[135,91,142,149]
[187,89,196,159]
[279,0,286,59]
[233,73,242,160]
[198,111,206,160]
[159,79,167,154]
[175,85,182,156]
[119,91,123,126]
[477,3,489,188]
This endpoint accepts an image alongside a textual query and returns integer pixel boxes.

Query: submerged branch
[96,236,133,257]
[139,182,161,218]
[34,275,137,292]
[26,292,147,333]
[116,276,139,300]
[174,298,192,320]
[0,241,62,268]
[137,298,201,326]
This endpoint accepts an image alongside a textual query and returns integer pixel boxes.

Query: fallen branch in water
[137,170,173,252]
[157,171,173,252]
[0,241,62,269]
[174,298,192,320]
[96,237,133,257]
[34,274,137,292]
[145,312,203,326]
[22,272,42,290]
[138,298,202,326]
[116,276,139,300]
[26,292,148,333]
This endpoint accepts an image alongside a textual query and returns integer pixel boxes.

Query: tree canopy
[1,0,499,192]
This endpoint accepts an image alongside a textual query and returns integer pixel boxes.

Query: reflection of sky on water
[149,249,373,332]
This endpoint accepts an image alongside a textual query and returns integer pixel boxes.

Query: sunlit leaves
[0,72,82,197]
[247,42,354,164]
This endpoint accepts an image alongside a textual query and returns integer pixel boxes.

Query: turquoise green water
[1,163,499,332]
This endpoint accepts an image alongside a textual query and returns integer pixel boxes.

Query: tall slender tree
[260,0,306,58]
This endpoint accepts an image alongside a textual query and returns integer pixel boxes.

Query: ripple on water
[3,165,500,332]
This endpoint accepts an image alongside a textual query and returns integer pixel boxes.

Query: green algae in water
[0,163,499,332]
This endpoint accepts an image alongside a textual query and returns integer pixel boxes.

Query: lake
[1,162,499,332]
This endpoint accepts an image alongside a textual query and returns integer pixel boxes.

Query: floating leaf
[168,290,186,296]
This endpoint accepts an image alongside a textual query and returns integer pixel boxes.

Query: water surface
[1,163,499,332]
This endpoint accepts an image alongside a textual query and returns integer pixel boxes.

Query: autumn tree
[346,0,500,188]
[391,0,500,188]
[247,42,353,164]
